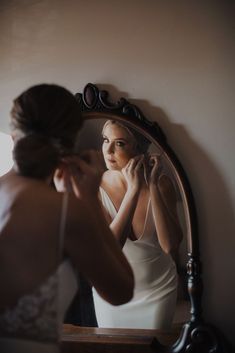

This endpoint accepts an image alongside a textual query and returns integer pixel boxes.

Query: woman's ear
[11,129,24,143]
[11,129,18,142]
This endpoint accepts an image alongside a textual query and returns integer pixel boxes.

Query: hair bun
[13,134,60,178]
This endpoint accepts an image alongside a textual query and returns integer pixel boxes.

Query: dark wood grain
[61,325,180,353]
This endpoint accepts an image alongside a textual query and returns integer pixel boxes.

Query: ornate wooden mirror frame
[62,83,230,353]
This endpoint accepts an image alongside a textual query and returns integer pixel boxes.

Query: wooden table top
[62,324,182,353]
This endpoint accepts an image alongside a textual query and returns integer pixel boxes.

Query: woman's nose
[106,143,114,154]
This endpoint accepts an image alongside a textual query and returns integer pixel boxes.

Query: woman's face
[102,123,137,171]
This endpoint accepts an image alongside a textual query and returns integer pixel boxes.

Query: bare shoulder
[0,174,59,210]
[101,170,125,191]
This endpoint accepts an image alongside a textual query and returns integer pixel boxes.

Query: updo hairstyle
[102,120,151,154]
[11,84,83,179]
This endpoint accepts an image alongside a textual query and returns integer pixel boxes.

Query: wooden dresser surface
[62,324,181,353]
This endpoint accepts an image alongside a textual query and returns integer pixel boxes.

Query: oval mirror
[74,115,190,326]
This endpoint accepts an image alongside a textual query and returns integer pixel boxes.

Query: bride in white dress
[0,85,134,353]
[93,120,183,330]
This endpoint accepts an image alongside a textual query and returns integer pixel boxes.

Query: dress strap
[58,192,69,261]
[99,187,117,219]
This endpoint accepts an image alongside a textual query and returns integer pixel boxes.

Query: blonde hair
[102,120,150,154]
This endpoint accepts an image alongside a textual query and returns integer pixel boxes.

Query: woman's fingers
[135,155,144,170]
[125,155,144,171]
[148,153,163,166]
[53,164,72,192]
[152,156,161,169]
[64,150,105,200]
[54,167,63,179]
[149,155,163,182]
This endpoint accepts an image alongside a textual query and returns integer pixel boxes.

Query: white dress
[0,193,78,353]
[93,187,178,330]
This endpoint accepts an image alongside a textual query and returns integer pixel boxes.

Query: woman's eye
[103,137,109,143]
[116,141,125,147]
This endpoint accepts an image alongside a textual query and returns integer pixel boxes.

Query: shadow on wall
[76,83,235,345]
[172,125,235,346]
[139,102,235,346]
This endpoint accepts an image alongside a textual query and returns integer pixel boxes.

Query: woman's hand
[65,150,105,200]
[53,164,72,192]
[148,154,163,187]
[121,155,144,193]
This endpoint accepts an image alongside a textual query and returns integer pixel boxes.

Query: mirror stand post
[151,253,231,353]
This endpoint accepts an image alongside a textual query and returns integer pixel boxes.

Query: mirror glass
[66,117,190,332]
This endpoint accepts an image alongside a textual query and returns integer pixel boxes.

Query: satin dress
[93,187,178,330]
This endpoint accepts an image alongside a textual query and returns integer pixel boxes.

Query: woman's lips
[106,158,116,163]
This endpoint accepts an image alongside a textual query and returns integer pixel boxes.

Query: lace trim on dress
[0,271,59,342]
[0,192,69,343]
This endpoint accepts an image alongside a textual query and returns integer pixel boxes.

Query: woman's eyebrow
[102,134,128,142]
[115,138,128,142]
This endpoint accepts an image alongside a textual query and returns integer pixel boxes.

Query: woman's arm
[60,151,134,306]
[104,156,144,247]
[66,194,134,306]
[149,156,183,254]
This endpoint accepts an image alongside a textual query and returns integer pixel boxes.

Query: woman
[0,85,134,353]
[92,120,183,330]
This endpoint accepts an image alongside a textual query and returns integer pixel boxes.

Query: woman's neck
[10,164,53,186]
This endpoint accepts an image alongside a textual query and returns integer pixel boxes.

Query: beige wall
[1,0,235,345]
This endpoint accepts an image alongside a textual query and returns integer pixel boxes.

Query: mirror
[72,117,190,332]
[66,85,190,330]
[62,84,228,353]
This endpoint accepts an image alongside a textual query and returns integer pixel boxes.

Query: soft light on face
[102,123,137,171]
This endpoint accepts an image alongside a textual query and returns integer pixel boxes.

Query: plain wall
[0,0,234,345]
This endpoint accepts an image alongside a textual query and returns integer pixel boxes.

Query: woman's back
[0,171,79,351]
[0,171,64,312]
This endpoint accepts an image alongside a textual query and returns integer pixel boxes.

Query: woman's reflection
[93,120,183,329]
